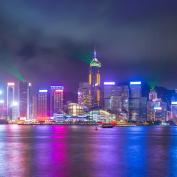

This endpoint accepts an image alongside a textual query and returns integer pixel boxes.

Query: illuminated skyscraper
[117,85,129,119]
[50,86,64,117]
[104,82,116,111]
[147,89,167,122]
[129,81,142,121]
[104,82,129,119]
[78,82,92,109]
[32,95,37,119]
[88,49,101,108]
[171,101,177,121]
[37,90,49,120]
[149,89,157,101]
[0,89,5,119]
[7,82,15,119]
[19,81,32,119]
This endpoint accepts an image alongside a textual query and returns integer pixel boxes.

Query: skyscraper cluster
[36,86,64,120]
[0,81,64,121]
[77,50,177,123]
[0,50,177,123]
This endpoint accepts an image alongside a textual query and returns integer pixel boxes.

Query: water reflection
[0,125,177,177]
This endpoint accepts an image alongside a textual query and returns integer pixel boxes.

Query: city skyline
[0,0,177,91]
[0,52,176,123]
[1,1,177,177]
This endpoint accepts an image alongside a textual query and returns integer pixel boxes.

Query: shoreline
[0,123,174,127]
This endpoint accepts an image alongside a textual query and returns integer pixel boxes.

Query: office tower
[153,100,167,121]
[78,82,92,109]
[88,49,101,108]
[129,81,142,121]
[140,97,147,121]
[104,82,116,111]
[0,89,5,119]
[118,85,129,120]
[19,81,32,119]
[104,82,129,119]
[149,89,157,101]
[11,101,19,120]
[171,101,177,121]
[147,88,167,122]
[7,82,15,119]
[37,90,49,120]
[32,95,37,119]
[147,89,158,121]
[50,86,64,117]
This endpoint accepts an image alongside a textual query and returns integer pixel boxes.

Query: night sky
[0,0,177,92]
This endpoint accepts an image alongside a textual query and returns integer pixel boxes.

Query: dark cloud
[0,0,177,91]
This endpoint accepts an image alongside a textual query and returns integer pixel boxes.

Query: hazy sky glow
[0,0,177,91]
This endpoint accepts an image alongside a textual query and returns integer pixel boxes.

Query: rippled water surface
[0,125,177,177]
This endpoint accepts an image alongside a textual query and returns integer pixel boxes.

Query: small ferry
[101,124,114,128]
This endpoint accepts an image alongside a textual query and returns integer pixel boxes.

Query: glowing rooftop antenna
[94,48,97,58]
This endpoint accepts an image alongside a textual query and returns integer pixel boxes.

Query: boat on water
[101,124,114,128]
[95,126,98,130]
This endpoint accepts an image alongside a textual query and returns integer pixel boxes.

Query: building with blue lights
[129,81,147,121]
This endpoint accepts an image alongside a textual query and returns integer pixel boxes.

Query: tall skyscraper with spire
[88,49,102,108]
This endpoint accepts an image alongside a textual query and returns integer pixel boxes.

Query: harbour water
[0,125,177,177]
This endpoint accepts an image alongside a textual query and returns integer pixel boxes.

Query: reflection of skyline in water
[0,125,177,177]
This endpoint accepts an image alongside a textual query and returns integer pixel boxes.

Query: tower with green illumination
[88,49,102,108]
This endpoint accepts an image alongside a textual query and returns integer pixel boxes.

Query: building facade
[67,103,85,116]
[171,101,177,122]
[7,82,15,119]
[129,81,142,121]
[88,50,101,108]
[0,89,5,119]
[50,86,64,117]
[78,82,92,109]
[37,90,49,120]
[19,81,32,119]
[147,89,167,122]
[104,82,129,120]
